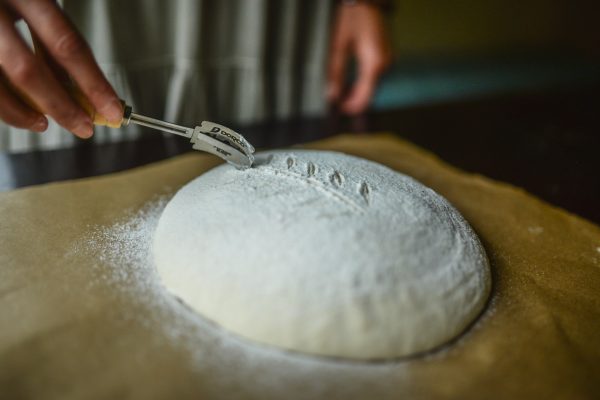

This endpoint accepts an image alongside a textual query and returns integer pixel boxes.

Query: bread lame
[119,105,255,169]
[100,103,255,169]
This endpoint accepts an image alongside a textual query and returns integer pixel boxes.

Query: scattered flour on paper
[89,197,168,282]
[73,151,496,397]
[527,226,544,235]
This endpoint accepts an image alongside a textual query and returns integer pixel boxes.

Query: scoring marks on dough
[307,162,317,177]
[359,181,371,205]
[330,170,344,187]
[286,157,295,169]
[261,158,371,214]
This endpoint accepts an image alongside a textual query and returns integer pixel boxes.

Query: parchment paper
[1,133,599,399]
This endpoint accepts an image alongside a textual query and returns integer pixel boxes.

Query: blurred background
[372,0,600,109]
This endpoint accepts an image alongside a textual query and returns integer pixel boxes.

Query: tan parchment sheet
[1,133,599,399]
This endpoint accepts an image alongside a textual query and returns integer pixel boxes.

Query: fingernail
[102,98,123,122]
[74,120,94,139]
[32,117,48,132]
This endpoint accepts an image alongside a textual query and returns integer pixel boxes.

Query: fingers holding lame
[0,11,93,137]
[10,60,93,138]
[0,77,47,131]
[9,0,122,122]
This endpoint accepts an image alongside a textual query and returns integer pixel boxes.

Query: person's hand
[0,0,122,138]
[327,2,392,115]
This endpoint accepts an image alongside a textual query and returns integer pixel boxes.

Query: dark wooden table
[2,86,599,225]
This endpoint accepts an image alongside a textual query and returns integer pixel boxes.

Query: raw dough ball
[153,151,491,360]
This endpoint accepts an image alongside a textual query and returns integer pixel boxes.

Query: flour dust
[74,194,492,399]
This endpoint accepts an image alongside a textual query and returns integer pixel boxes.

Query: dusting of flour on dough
[153,150,491,360]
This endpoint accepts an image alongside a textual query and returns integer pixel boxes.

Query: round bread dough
[153,151,491,360]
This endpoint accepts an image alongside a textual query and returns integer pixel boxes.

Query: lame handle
[69,86,125,128]
[123,111,194,138]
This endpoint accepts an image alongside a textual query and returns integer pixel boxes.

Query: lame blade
[191,126,254,169]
